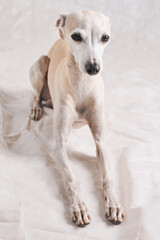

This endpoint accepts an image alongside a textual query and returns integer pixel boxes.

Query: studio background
[0,0,160,239]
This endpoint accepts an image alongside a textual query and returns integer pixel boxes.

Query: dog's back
[47,39,66,84]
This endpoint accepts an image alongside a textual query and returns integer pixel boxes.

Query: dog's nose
[85,62,100,75]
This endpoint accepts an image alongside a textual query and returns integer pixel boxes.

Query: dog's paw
[71,201,91,227]
[30,106,42,121]
[105,195,124,225]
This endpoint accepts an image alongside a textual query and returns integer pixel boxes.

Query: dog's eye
[71,33,82,42]
[101,34,110,43]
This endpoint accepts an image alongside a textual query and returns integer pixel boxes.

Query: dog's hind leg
[29,55,50,120]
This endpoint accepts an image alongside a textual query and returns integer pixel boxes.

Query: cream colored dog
[29,10,124,227]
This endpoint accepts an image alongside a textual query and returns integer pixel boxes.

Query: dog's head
[56,10,110,75]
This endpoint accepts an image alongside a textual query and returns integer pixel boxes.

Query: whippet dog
[29,10,124,227]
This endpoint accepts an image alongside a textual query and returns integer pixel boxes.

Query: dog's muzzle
[85,62,100,75]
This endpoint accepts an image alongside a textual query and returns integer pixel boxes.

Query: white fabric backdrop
[0,0,160,239]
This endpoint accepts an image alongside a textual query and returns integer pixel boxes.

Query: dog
[29,10,124,227]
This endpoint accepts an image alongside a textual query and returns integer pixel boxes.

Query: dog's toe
[106,213,124,225]
[105,197,124,225]
[30,106,42,121]
[71,202,91,227]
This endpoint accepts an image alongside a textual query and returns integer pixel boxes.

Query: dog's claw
[106,216,123,225]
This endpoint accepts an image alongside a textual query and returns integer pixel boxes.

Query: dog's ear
[56,14,67,39]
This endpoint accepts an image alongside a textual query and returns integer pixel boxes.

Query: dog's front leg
[53,98,91,227]
[87,108,124,225]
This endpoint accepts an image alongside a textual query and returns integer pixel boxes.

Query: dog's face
[56,10,110,75]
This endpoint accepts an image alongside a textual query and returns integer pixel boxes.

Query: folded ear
[56,14,67,39]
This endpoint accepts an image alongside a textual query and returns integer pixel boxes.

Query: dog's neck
[66,49,97,103]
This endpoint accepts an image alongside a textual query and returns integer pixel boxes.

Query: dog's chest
[73,104,88,128]
[75,105,87,121]
[69,67,96,103]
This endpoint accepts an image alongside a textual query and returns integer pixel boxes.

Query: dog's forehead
[65,10,110,34]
